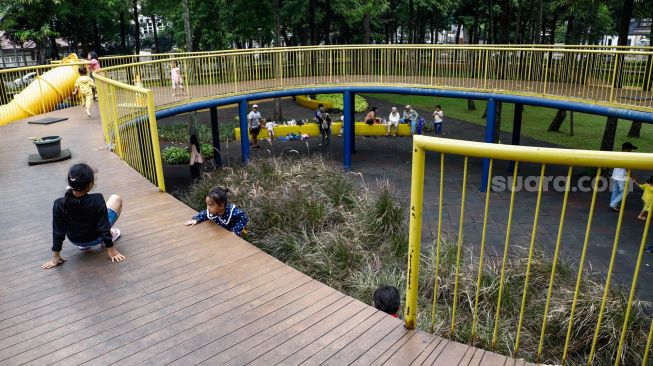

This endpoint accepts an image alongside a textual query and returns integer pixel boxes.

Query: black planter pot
[33,136,62,159]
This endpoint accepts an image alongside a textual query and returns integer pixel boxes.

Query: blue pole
[343,91,353,170]
[239,100,250,165]
[481,98,497,192]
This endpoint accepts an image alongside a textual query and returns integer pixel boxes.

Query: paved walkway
[161,95,653,302]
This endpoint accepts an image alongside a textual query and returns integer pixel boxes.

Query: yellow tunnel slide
[0,54,82,126]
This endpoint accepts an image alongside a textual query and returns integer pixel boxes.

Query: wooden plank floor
[0,107,533,365]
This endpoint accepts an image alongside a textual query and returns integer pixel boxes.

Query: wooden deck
[0,107,532,365]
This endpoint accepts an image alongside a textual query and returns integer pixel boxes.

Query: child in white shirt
[265,120,275,141]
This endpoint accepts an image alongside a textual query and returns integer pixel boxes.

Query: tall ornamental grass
[180,156,649,365]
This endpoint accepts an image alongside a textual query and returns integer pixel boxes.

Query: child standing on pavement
[635,176,653,221]
[72,66,95,118]
[184,186,249,237]
[433,105,444,136]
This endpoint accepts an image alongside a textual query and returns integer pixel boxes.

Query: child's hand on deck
[41,256,66,269]
[184,219,198,226]
[107,247,126,262]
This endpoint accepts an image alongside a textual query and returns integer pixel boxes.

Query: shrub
[158,121,237,143]
[161,146,190,164]
[178,156,649,365]
[315,93,369,112]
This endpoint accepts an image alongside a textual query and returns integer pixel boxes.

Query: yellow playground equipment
[0,53,83,126]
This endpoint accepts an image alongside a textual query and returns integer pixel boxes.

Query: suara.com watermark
[490,176,634,193]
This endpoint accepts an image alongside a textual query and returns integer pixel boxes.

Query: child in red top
[373,285,401,318]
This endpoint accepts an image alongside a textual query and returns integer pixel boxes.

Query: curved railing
[88,45,653,192]
[96,45,653,113]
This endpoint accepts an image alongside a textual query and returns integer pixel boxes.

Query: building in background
[603,18,651,46]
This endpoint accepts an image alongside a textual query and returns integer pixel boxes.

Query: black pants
[320,128,332,145]
[190,162,202,179]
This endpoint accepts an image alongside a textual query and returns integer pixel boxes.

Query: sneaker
[78,246,90,251]
[85,109,91,117]
[111,228,121,242]
[610,206,620,212]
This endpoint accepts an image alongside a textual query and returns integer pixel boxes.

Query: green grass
[178,156,649,366]
[365,93,653,153]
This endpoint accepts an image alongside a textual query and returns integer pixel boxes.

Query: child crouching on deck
[184,187,249,237]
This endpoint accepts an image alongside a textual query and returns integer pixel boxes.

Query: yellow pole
[491,161,519,350]
[537,165,573,361]
[609,53,620,103]
[588,172,632,364]
[404,142,426,330]
[430,152,445,333]
[146,90,165,192]
[562,167,601,364]
[514,164,546,355]
[450,156,469,337]
[614,190,653,366]
[471,158,493,343]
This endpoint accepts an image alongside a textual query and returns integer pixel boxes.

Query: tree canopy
[0,0,650,60]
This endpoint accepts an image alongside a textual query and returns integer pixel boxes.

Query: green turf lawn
[364,93,653,153]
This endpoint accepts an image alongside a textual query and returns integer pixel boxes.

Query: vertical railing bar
[514,163,546,355]
[430,152,445,333]
[491,161,519,350]
[588,170,632,364]
[562,167,602,364]
[450,156,469,337]
[404,142,426,330]
[471,158,494,343]
[537,165,573,361]
[614,182,653,366]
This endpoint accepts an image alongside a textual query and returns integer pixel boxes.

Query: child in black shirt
[42,163,125,269]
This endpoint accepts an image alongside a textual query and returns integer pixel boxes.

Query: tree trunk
[493,102,503,142]
[548,109,567,131]
[323,0,332,44]
[533,0,543,44]
[151,15,159,52]
[628,121,642,138]
[614,0,634,88]
[133,0,140,54]
[181,0,193,51]
[455,20,462,44]
[362,12,371,44]
[93,21,101,53]
[408,0,414,43]
[600,117,619,151]
[120,12,127,54]
[468,99,476,110]
[309,0,317,45]
[549,13,557,44]
[49,34,59,60]
[487,0,494,44]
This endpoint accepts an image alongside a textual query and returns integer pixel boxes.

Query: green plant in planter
[162,146,190,165]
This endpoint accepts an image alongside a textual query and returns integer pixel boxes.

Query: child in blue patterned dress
[184,186,249,237]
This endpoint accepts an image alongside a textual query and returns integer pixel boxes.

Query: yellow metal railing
[94,71,165,191]
[405,135,653,365]
[93,45,653,114]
